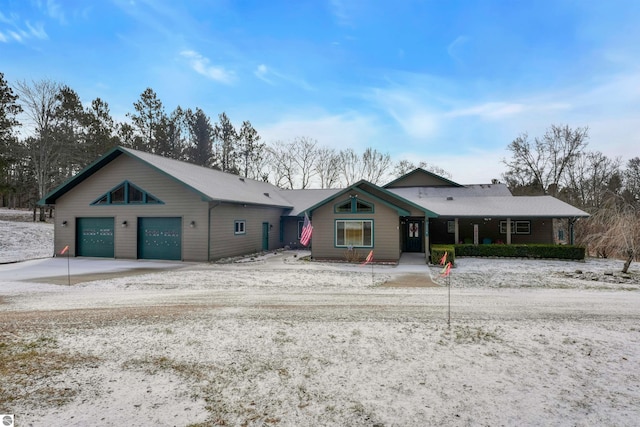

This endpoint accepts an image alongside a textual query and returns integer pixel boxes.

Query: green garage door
[138,217,182,260]
[76,217,115,257]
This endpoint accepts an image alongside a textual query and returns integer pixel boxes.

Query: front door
[262,222,269,251]
[405,219,423,252]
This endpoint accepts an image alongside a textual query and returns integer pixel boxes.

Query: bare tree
[361,148,392,185]
[14,79,63,220]
[314,146,341,188]
[392,159,452,180]
[580,197,639,273]
[290,137,318,189]
[503,124,589,196]
[338,148,363,186]
[267,141,297,189]
[564,151,621,210]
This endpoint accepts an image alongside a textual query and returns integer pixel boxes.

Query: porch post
[506,217,512,244]
[454,218,459,244]
[569,218,575,245]
[424,218,430,261]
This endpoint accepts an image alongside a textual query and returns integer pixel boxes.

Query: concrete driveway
[0,257,187,283]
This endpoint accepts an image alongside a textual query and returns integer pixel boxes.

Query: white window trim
[499,220,531,235]
[234,220,246,235]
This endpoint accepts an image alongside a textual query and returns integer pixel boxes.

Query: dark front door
[405,219,423,252]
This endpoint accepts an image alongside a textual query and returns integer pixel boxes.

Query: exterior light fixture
[61,220,68,227]
[190,221,196,228]
[122,220,128,227]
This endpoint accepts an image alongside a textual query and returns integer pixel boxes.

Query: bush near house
[431,245,456,266]
[431,244,586,263]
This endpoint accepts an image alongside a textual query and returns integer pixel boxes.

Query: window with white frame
[499,220,531,234]
[335,220,373,247]
[234,220,246,235]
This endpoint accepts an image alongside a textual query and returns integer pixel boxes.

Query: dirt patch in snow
[381,273,440,287]
[34,267,186,286]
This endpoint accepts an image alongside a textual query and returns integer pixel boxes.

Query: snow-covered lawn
[0,209,53,263]
[0,208,639,426]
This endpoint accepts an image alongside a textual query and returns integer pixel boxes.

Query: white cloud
[180,50,234,84]
[9,30,22,42]
[258,111,379,151]
[42,0,65,24]
[254,64,273,84]
[26,21,48,39]
[253,63,314,91]
[447,35,469,62]
[0,31,6,43]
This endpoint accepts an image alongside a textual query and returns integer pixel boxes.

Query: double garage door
[76,217,182,260]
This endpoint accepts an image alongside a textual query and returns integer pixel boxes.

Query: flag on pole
[439,251,448,265]
[60,245,69,255]
[360,250,374,266]
[300,212,313,246]
[440,261,452,277]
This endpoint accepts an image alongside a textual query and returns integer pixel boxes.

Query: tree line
[502,124,639,272]
[1,73,638,270]
[0,73,445,212]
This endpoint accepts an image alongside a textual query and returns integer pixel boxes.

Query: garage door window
[91,181,164,205]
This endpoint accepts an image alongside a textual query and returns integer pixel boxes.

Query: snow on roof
[390,186,589,218]
[278,188,342,216]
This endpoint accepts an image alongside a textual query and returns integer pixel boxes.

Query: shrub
[431,245,456,266]
[452,244,585,260]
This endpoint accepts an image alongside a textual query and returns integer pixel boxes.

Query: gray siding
[282,216,303,248]
[208,203,284,260]
[311,194,401,262]
[53,155,210,261]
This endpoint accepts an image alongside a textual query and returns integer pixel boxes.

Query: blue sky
[2,0,639,184]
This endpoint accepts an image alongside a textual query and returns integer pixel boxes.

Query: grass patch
[0,333,100,408]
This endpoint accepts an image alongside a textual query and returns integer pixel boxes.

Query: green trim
[334,218,374,248]
[38,147,124,205]
[38,146,216,206]
[90,180,164,206]
[333,197,374,214]
[304,180,437,218]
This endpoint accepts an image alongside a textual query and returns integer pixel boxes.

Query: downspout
[208,201,222,262]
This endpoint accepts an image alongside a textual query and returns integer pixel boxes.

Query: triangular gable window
[334,197,374,213]
[91,181,164,205]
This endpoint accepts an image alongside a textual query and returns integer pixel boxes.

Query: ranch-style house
[39,147,589,263]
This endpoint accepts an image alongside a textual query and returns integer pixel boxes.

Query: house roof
[301,180,439,218]
[384,167,463,188]
[390,187,590,218]
[278,188,342,216]
[39,146,293,209]
[39,147,590,219]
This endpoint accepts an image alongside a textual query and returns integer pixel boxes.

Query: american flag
[300,212,313,246]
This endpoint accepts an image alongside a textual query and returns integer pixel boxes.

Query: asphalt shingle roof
[390,186,589,218]
[121,147,293,208]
